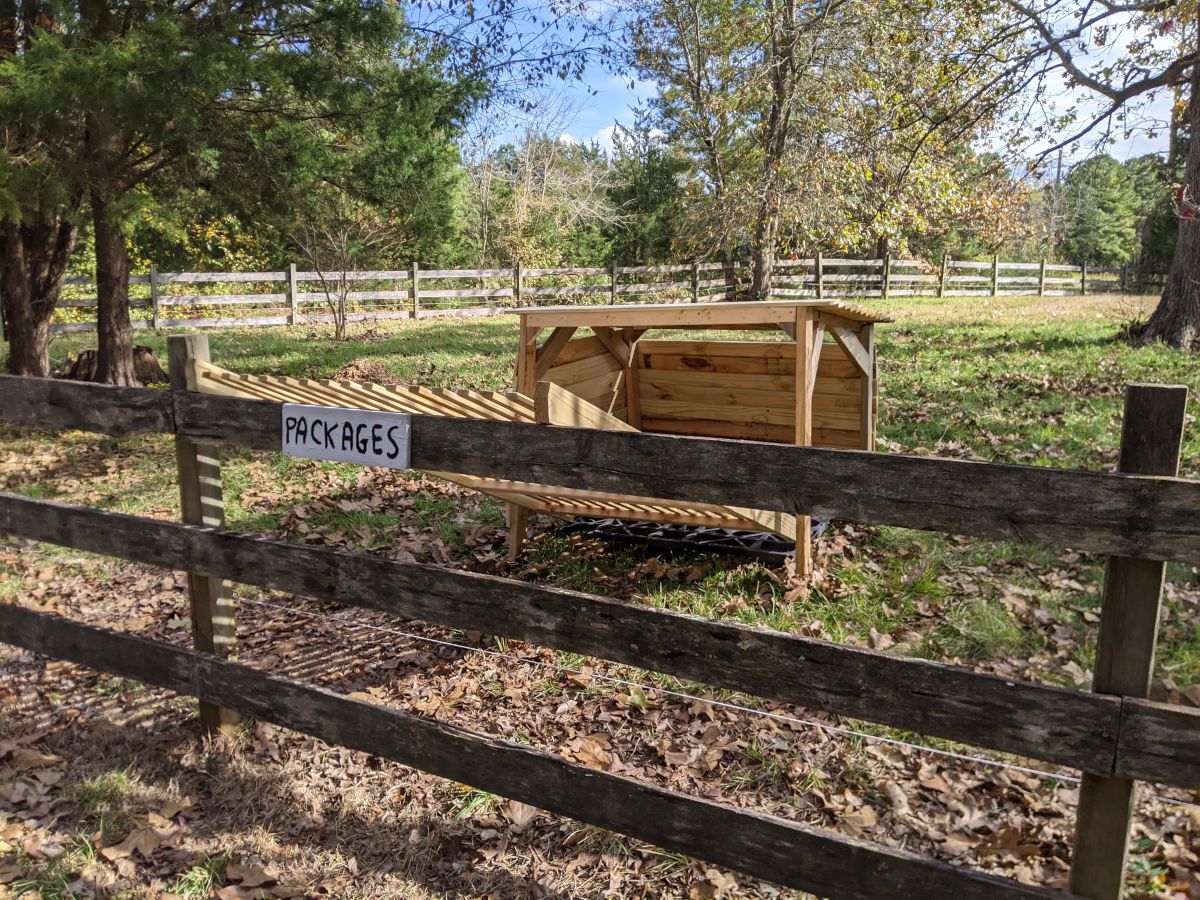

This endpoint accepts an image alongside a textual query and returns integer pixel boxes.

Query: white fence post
[410,261,420,318]
[149,264,161,330]
[287,263,299,325]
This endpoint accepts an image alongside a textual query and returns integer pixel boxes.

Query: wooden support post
[610,260,618,304]
[881,251,891,299]
[792,307,814,576]
[1120,263,1127,294]
[149,264,161,330]
[815,250,824,299]
[859,323,876,452]
[1038,258,1047,297]
[287,262,299,325]
[507,317,540,561]
[691,260,700,303]
[167,334,240,735]
[991,253,1000,296]
[938,254,949,297]
[410,261,421,318]
[1081,261,1088,296]
[1069,384,1188,899]
[514,262,523,308]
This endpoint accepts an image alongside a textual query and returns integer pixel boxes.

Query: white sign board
[281,404,411,468]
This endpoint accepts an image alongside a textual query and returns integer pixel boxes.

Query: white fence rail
[41,255,1133,335]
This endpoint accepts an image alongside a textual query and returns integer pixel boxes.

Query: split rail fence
[0,343,1197,899]
[33,253,1137,338]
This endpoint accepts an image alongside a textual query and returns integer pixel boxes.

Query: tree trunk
[1,214,77,377]
[1137,46,1200,348]
[750,201,777,301]
[92,196,137,385]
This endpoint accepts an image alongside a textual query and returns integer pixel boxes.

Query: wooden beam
[859,324,876,451]
[1116,698,1200,786]
[516,300,887,331]
[829,325,871,377]
[1070,384,1188,899]
[0,605,1075,900]
[807,322,825,402]
[0,376,174,435]
[509,317,541,560]
[533,326,579,381]
[164,390,1200,568]
[591,326,632,367]
[794,307,814,576]
[535,381,638,432]
[167,336,240,735]
[0,491,1138,781]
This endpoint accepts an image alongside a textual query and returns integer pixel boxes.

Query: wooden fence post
[1069,383,1188,899]
[691,260,700,303]
[287,262,298,325]
[167,334,240,736]
[149,264,161,330]
[610,260,618,304]
[1081,262,1088,296]
[881,251,891,299]
[514,262,523,307]
[938,254,948,297]
[1039,258,1047,297]
[815,250,824,300]
[1120,264,1128,294]
[148,266,163,333]
[991,254,1000,296]
[410,261,421,318]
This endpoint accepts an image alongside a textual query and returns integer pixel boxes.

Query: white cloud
[557,131,578,145]
[589,123,668,156]
[594,124,619,155]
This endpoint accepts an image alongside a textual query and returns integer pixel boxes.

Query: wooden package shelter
[186,299,886,573]
[511,300,889,571]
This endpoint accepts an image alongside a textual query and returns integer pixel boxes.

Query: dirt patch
[334,359,398,385]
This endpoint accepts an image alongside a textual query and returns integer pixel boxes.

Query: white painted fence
[43,255,1125,335]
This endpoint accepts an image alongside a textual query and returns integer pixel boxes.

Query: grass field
[1,292,1198,898]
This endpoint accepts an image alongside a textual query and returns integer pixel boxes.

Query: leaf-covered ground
[1,293,1198,899]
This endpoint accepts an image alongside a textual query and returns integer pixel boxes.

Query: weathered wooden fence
[0,346,1196,898]
[39,255,1136,337]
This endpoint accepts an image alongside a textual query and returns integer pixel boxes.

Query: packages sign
[281,404,411,469]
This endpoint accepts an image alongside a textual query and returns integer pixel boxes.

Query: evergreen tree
[1062,156,1138,267]
[0,1,481,381]
[606,112,690,264]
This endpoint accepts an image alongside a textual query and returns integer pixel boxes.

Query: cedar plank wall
[543,335,629,421]
[635,340,865,449]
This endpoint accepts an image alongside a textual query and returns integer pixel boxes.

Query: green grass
[169,854,231,897]
[68,769,137,844]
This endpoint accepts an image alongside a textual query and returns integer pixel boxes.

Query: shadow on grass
[0,638,581,899]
